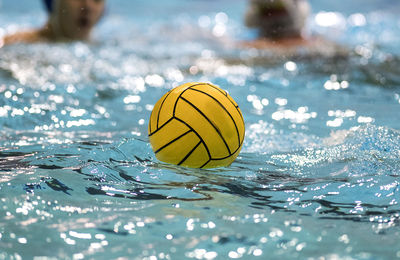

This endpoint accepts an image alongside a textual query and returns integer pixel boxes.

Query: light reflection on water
[1,0,400,259]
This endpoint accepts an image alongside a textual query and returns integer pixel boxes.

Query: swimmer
[245,0,310,42]
[1,0,105,46]
[242,0,347,58]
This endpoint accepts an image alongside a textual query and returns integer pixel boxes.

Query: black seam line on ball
[199,148,241,168]
[189,88,241,149]
[180,96,231,155]
[178,140,202,166]
[154,130,192,154]
[236,106,244,126]
[200,159,211,169]
[148,117,175,137]
[173,83,204,117]
[156,89,174,129]
[236,108,245,145]
[206,83,227,96]
[207,83,241,111]
[205,83,244,145]
[174,117,211,160]
[208,143,242,160]
[210,149,240,160]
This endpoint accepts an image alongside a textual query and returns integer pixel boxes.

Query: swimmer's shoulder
[304,36,349,59]
[1,29,50,47]
[239,35,349,60]
[240,36,307,49]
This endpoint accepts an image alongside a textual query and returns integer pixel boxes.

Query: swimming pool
[1,0,400,259]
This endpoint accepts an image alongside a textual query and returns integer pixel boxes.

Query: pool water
[1,0,400,259]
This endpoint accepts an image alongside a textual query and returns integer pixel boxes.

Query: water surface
[1,0,400,259]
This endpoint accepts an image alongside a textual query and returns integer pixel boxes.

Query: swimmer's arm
[1,30,45,47]
[240,36,310,49]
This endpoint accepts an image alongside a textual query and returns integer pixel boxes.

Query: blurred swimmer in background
[243,0,346,57]
[245,0,310,43]
[1,0,105,46]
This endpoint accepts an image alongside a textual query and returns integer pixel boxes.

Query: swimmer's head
[43,0,106,41]
[245,0,310,39]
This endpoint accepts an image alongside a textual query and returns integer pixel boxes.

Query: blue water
[1,0,400,259]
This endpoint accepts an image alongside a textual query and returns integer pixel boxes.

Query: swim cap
[43,0,53,13]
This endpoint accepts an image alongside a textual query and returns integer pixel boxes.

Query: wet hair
[43,0,53,13]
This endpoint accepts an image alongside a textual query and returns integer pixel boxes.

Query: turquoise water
[1,0,400,259]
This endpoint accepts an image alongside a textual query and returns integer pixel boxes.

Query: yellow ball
[148,82,245,169]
